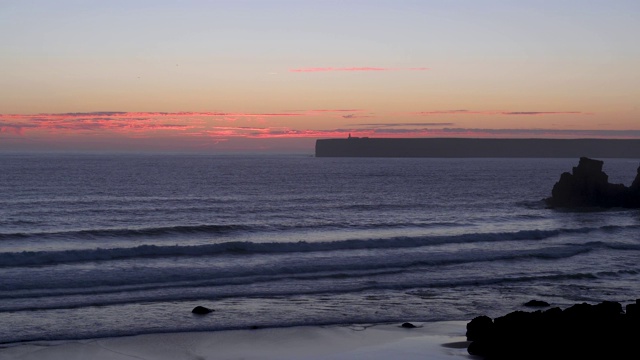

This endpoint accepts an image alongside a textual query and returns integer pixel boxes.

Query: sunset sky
[1,0,639,153]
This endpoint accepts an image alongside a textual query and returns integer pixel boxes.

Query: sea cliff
[315,138,640,158]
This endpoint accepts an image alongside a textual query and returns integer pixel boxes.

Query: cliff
[315,138,640,158]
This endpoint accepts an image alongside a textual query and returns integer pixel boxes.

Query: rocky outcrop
[467,300,640,360]
[545,157,640,208]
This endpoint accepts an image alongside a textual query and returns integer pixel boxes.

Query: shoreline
[0,321,471,360]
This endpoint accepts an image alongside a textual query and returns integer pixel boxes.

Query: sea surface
[1,154,639,344]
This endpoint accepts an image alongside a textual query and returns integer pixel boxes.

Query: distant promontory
[315,137,640,158]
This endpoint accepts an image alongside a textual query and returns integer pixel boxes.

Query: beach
[0,321,471,360]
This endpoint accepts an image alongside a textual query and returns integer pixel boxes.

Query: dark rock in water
[191,306,214,315]
[545,157,640,208]
[401,322,417,328]
[523,300,550,307]
[466,300,640,360]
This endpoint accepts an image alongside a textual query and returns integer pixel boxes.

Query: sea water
[0,154,639,343]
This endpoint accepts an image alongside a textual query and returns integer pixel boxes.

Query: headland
[315,138,640,158]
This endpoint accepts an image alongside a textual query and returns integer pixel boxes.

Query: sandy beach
[0,321,471,360]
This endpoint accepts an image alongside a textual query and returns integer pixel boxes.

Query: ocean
[1,154,639,344]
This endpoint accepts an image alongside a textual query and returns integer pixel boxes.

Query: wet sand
[0,321,472,360]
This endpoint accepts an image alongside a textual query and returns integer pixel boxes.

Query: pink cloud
[0,110,376,141]
[341,114,375,119]
[289,67,430,73]
[192,127,366,139]
[194,126,640,140]
[4,109,638,153]
[1,122,37,135]
[0,110,328,137]
[0,113,200,137]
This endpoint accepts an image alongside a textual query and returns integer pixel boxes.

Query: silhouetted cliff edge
[315,138,640,158]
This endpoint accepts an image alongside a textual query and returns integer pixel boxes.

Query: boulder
[191,306,214,315]
[545,157,640,208]
[466,315,494,341]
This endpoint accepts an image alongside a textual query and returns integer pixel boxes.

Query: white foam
[0,321,470,360]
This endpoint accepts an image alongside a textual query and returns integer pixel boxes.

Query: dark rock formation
[401,322,417,328]
[523,300,550,307]
[545,157,640,208]
[466,299,640,360]
[191,306,214,315]
[632,165,640,190]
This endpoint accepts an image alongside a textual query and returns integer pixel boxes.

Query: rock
[626,300,639,318]
[466,315,494,341]
[191,306,214,315]
[593,300,623,317]
[467,338,494,357]
[545,157,640,208]
[632,166,640,190]
[466,300,640,359]
[400,322,417,328]
[523,300,550,307]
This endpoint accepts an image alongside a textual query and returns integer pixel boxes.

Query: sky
[1,0,639,153]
